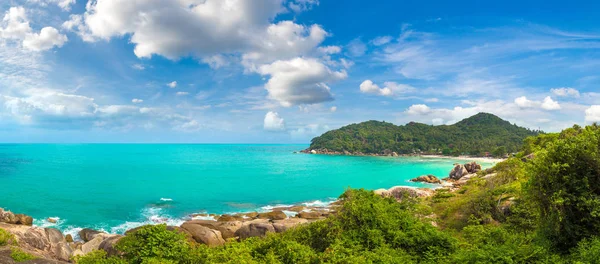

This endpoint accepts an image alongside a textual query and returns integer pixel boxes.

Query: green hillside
[308,113,540,156]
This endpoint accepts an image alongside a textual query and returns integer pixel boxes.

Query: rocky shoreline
[0,161,489,263]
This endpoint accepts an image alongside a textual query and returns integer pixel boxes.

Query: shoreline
[299,148,506,163]
[419,154,505,163]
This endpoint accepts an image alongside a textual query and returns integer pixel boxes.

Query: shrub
[570,237,600,264]
[73,250,127,264]
[10,247,36,262]
[115,224,191,263]
[527,125,600,251]
[0,228,16,246]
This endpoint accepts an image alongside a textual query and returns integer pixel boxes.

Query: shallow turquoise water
[0,144,494,237]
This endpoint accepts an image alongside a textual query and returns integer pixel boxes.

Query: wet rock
[410,175,442,184]
[46,218,58,224]
[217,214,242,222]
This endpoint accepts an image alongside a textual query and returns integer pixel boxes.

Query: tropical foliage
[309,112,540,156]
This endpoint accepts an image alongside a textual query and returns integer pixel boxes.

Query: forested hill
[307,113,541,156]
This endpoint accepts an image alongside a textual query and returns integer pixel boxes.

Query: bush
[451,224,560,263]
[0,228,16,246]
[115,224,191,263]
[527,125,600,251]
[570,237,600,264]
[73,250,127,264]
[10,247,36,262]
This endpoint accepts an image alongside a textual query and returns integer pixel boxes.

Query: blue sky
[1,0,599,143]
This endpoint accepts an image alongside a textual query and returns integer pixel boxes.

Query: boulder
[180,223,225,247]
[272,218,308,233]
[64,234,73,243]
[391,152,399,157]
[81,236,104,255]
[378,186,435,201]
[243,212,258,219]
[257,211,287,220]
[98,235,123,257]
[192,220,242,239]
[410,175,442,184]
[44,229,64,244]
[310,150,317,154]
[78,228,105,242]
[0,209,18,224]
[235,222,275,240]
[464,162,482,174]
[14,214,33,226]
[47,218,58,224]
[296,211,322,220]
[217,214,241,222]
[448,164,469,180]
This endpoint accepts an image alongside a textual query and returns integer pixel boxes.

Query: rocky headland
[0,161,488,263]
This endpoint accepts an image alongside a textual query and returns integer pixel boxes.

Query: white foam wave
[302,199,335,207]
[160,198,173,201]
[110,206,185,234]
[259,204,293,212]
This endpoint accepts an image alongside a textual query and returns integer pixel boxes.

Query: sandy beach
[419,154,506,163]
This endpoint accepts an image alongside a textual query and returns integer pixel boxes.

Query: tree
[527,125,600,251]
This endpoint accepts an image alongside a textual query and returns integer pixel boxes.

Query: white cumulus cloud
[406,104,431,115]
[167,81,177,88]
[0,7,67,51]
[359,80,415,97]
[264,111,286,131]
[585,105,600,123]
[541,96,561,110]
[258,57,347,107]
[551,87,580,98]
[131,98,143,103]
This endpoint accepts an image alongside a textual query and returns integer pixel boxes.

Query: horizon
[1,0,599,143]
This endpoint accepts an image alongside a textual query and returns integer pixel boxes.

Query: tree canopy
[309,113,540,156]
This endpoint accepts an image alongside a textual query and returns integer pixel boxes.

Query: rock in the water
[180,223,225,247]
[448,164,469,180]
[65,234,73,243]
[464,162,482,174]
[78,228,105,242]
[410,175,442,184]
[257,211,287,220]
[235,223,275,240]
[310,150,317,154]
[46,218,58,224]
[272,218,308,233]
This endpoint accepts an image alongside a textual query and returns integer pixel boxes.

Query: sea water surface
[0,144,494,237]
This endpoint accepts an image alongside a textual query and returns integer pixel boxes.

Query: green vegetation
[0,228,16,246]
[74,123,600,263]
[309,112,540,156]
[10,247,36,262]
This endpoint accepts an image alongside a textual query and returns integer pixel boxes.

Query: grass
[10,247,36,262]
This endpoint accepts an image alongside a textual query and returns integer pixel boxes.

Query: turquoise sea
[0,144,494,238]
